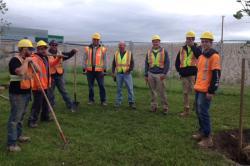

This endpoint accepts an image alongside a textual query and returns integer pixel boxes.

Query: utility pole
[221,16,225,61]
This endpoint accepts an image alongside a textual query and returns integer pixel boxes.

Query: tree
[234,0,250,19]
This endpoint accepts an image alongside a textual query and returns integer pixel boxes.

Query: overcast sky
[2,0,250,42]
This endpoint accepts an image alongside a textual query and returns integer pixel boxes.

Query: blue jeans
[86,71,106,102]
[195,92,212,137]
[49,74,73,109]
[7,93,31,146]
[116,73,135,105]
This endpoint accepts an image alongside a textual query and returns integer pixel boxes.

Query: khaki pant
[148,72,168,110]
[181,76,195,109]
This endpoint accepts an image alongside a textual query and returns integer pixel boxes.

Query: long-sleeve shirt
[111,51,134,74]
[83,44,107,71]
[175,43,201,77]
[144,47,170,77]
[48,49,76,61]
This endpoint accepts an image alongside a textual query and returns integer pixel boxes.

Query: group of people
[6,31,221,152]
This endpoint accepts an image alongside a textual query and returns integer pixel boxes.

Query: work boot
[163,109,169,115]
[192,132,204,141]
[180,107,190,117]
[7,145,21,152]
[129,102,136,110]
[18,136,30,143]
[88,101,95,105]
[28,122,38,128]
[101,102,108,106]
[198,136,213,148]
[150,107,157,112]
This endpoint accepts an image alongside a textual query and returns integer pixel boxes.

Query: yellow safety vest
[179,46,197,68]
[147,48,165,68]
[115,50,131,73]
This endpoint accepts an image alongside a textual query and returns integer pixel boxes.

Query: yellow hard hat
[92,32,101,40]
[186,31,196,38]
[200,31,214,40]
[152,35,161,41]
[17,39,33,48]
[37,40,48,48]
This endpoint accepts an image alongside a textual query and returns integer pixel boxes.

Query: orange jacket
[194,52,221,93]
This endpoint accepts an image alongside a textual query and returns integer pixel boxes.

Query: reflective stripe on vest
[48,51,63,74]
[202,59,209,81]
[179,47,197,68]
[9,55,32,89]
[115,50,131,73]
[84,46,107,72]
[31,54,51,90]
[147,48,165,68]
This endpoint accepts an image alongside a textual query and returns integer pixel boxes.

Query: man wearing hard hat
[28,40,61,128]
[192,32,221,148]
[144,35,170,114]
[83,33,108,106]
[175,31,201,117]
[7,39,34,152]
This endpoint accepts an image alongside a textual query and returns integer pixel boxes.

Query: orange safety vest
[31,54,51,90]
[147,48,165,68]
[84,46,107,72]
[9,55,33,90]
[115,50,131,73]
[179,47,197,68]
[194,53,221,93]
[48,51,63,75]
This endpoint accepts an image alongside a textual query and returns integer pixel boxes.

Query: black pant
[28,90,50,125]
[86,71,106,102]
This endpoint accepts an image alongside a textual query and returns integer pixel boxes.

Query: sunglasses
[201,40,211,44]
[51,44,58,47]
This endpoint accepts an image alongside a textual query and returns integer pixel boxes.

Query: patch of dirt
[213,129,250,165]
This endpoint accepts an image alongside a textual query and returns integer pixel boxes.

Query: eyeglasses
[51,44,58,47]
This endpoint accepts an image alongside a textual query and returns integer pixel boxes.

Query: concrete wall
[1,40,250,85]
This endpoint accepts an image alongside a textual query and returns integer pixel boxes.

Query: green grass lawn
[0,72,250,166]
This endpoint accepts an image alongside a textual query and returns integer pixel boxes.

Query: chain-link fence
[0,39,250,86]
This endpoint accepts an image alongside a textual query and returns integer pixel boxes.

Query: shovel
[73,53,80,108]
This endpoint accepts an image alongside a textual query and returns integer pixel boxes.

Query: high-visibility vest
[48,51,63,74]
[179,46,197,68]
[84,46,107,72]
[9,55,32,90]
[115,50,131,73]
[31,54,51,90]
[147,48,165,68]
[194,53,221,93]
